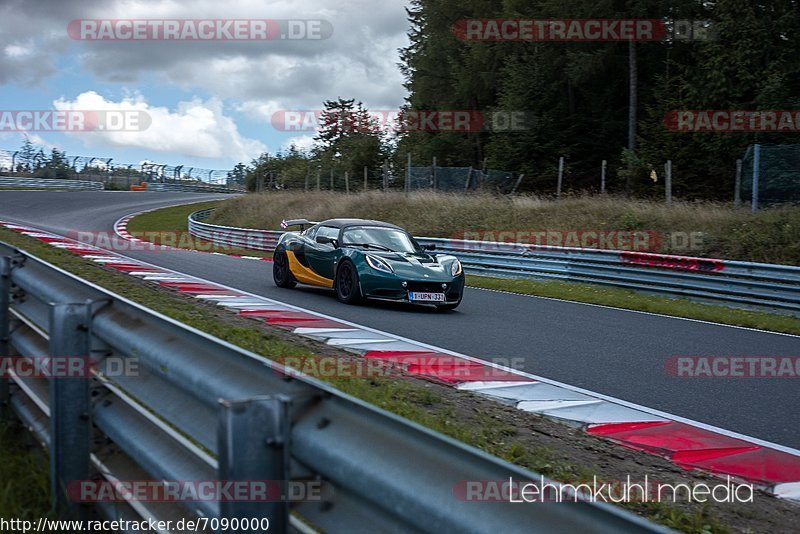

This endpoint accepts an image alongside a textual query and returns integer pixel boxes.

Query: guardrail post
[0,256,10,411]
[218,396,290,533]
[48,301,92,516]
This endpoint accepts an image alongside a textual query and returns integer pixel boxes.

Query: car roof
[318,218,403,230]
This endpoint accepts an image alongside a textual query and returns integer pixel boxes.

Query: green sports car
[273,218,465,310]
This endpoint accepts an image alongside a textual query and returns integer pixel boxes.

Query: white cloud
[0,0,412,162]
[283,135,315,153]
[71,0,411,111]
[52,91,266,162]
[4,44,34,58]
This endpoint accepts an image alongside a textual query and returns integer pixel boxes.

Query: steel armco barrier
[189,208,283,251]
[145,183,244,194]
[0,243,664,533]
[188,209,800,314]
[0,176,104,190]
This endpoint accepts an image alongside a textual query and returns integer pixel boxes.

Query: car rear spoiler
[280,218,318,230]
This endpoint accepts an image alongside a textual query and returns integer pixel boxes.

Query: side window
[317,226,339,241]
[304,225,319,239]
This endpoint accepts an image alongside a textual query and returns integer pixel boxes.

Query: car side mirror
[423,244,436,251]
[316,235,337,247]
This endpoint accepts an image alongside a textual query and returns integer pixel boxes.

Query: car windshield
[342,226,419,253]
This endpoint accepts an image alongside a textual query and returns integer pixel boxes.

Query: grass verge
[208,191,800,266]
[124,200,270,258]
[468,276,800,336]
[0,420,51,518]
[3,225,799,532]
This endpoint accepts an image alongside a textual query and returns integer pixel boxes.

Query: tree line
[239,0,800,199]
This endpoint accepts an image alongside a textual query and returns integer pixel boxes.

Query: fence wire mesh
[741,144,800,206]
[0,148,238,186]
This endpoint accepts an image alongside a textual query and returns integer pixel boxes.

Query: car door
[304,225,339,280]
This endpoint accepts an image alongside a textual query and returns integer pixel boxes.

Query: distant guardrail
[143,183,244,194]
[188,209,800,314]
[0,176,104,190]
[0,242,662,533]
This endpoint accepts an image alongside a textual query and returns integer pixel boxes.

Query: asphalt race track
[1,191,798,448]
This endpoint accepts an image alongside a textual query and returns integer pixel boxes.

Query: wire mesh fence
[408,165,518,194]
[741,144,800,208]
[254,164,520,194]
[0,148,242,188]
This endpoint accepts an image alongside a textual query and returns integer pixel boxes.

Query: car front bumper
[357,269,465,304]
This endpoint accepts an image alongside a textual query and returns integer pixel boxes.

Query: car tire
[273,248,297,288]
[335,260,362,304]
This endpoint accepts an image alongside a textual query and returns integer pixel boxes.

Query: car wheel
[273,248,297,288]
[335,260,362,304]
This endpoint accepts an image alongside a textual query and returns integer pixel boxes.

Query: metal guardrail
[0,243,662,533]
[189,209,283,250]
[0,176,104,190]
[188,210,800,314]
[145,183,244,194]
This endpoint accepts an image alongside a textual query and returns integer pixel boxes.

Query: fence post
[218,396,290,533]
[432,157,437,190]
[316,168,321,191]
[734,159,742,208]
[664,160,672,206]
[464,167,473,192]
[304,168,309,191]
[48,302,92,516]
[406,153,411,193]
[383,160,389,192]
[330,169,334,191]
[510,174,524,195]
[345,171,350,194]
[752,144,760,213]
[0,257,10,413]
[557,157,564,198]
[364,166,368,192]
[601,160,607,193]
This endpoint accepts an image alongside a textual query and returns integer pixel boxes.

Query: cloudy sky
[0,0,410,169]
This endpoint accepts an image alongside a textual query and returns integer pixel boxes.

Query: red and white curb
[3,219,800,502]
[114,210,272,262]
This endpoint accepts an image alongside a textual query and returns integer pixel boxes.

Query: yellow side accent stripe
[286,251,334,288]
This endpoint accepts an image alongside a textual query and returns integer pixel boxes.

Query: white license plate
[409,292,446,302]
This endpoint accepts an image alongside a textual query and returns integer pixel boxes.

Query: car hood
[365,250,457,278]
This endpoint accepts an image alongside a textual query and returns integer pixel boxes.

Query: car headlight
[451,259,462,276]
[366,254,393,273]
